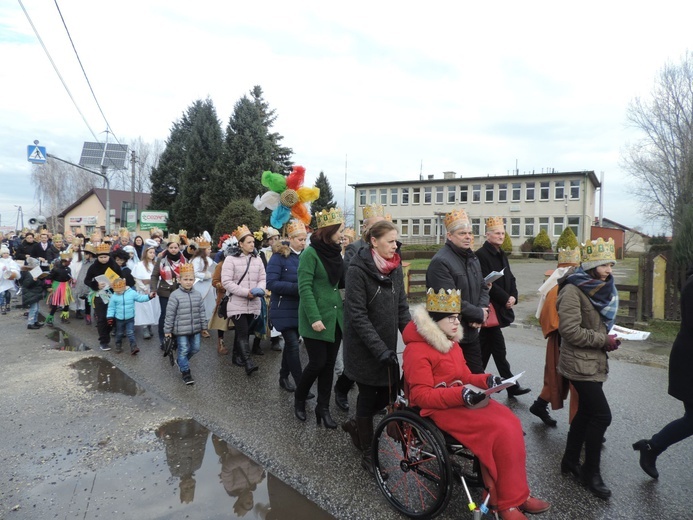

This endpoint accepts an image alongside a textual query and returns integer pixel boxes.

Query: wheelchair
[372,393,493,520]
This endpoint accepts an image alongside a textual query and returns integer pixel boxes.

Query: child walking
[46,252,74,326]
[164,263,207,385]
[107,277,154,354]
[20,259,44,328]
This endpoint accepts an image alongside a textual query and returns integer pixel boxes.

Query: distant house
[597,217,650,254]
[58,188,151,236]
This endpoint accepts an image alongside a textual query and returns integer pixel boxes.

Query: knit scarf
[309,235,344,286]
[371,249,401,275]
[564,266,619,331]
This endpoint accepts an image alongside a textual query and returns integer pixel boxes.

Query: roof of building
[58,188,151,217]
[599,217,650,238]
[350,170,600,189]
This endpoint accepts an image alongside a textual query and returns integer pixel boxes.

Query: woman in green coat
[294,208,345,429]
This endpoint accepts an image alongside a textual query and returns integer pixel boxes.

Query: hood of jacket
[403,305,462,354]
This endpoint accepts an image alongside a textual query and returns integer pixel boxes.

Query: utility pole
[131,149,136,205]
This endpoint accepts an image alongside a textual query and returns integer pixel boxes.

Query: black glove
[486,375,503,388]
[378,350,399,366]
[462,387,486,407]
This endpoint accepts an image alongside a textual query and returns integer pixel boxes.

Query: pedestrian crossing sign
[27,145,47,164]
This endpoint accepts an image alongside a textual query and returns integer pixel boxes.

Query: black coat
[30,242,59,264]
[426,240,490,344]
[14,239,35,261]
[20,271,44,306]
[475,240,518,328]
[343,247,410,387]
[669,273,693,403]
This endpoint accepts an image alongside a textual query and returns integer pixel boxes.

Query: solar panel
[79,141,128,169]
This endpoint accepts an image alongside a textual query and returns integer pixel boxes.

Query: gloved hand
[486,374,503,388]
[378,349,399,366]
[462,387,486,407]
[107,318,115,328]
[250,287,265,297]
[605,334,621,352]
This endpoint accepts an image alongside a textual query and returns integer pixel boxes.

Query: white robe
[192,256,217,320]
[131,260,160,326]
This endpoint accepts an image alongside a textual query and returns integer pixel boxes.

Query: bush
[400,243,444,252]
[556,227,579,251]
[501,232,513,254]
[213,199,263,245]
[531,229,552,258]
[520,238,533,254]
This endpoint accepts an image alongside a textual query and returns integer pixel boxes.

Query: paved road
[1,260,690,519]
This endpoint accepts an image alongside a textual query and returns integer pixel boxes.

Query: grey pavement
[1,260,690,519]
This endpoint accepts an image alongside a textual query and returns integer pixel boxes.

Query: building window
[423,218,432,236]
[390,188,398,205]
[447,186,456,203]
[540,181,550,201]
[401,220,409,235]
[435,186,444,204]
[380,189,387,205]
[498,183,507,202]
[539,217,549,233]
[424,187,432,204]
[570,180,580,200]
[526,182,535,202]
[568,216,580,237]
[369,189,377,204]
[485,184,494,203]
[85,225,95,236]
[471,218,481,236]
[511,183,521,202]
[472,184,481,203]
[391,219,398,230]
[553,216,564,236]
[413,188,421,204]
[412,218,421,235]
[359,189,366,206]
[402,188,409,205]
[554,181,565,200]
[357,220,363,231]
[524,217,534,237]
[511,218,521,237]
[460,185,468,203]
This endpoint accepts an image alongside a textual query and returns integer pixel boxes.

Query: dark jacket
[20,271,44,306]
[426,240,490,344]
[85,260,123,292]
[48,263,72,283]
[266,244,301,332]
[343,247,410,386]
[475,240,518,328]
[14,239,36,261]
[343,238,366,271]
[30,241,59,264]
[669,272,693,402]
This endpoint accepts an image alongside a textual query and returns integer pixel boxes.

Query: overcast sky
[1,1,690,235]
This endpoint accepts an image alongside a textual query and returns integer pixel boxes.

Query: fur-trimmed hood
[403,305,463,354]
[276,244,293,258]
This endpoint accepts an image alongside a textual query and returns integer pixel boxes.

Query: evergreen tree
[501,231,513,254]
[310,171,337,228]
[556,227,579,251]
[213,199,263,244]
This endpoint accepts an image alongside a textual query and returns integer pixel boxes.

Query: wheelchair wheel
[372,410,452,519]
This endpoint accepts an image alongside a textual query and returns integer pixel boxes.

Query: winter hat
[0,245,9,255]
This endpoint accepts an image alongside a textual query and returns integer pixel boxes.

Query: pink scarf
[371,249,401,275]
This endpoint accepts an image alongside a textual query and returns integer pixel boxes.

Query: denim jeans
[27,302,39,324]
[176,333,200,373]
[652,401,693,452]
[279,328,303,384]
[115,317,136,346]
[0,290,10,308]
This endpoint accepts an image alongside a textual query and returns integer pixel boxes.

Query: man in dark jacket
[30,231,59,270]
[14,232,36,262]
[476,217,530,397]
[426,209,489,373]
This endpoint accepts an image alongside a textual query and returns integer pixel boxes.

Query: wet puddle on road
[65,357,334,519]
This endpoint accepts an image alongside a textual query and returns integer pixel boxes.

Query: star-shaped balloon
[253,165,320,229]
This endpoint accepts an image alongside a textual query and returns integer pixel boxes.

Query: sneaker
[100,344,111,351]
[114,343,123,354]
[130,345,140,355]
[143,327,152,340]
[45,315,54,327]
[182,371,194,385]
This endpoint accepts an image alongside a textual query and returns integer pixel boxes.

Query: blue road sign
[27,145,47,164]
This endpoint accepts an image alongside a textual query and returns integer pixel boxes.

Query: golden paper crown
[179,263,195,275]
[95,243,111,255]
[443,209,470,231]
[233,225,252,241]
[485,216,505,232]
[53,234,63,242]
[90,232,101,241]
[581,238,617,270]
[72,236,83,246]
[384,214,392,222]
[167,233,181,244]
[558,246,581,266]
[343,227,356,241]
[315,207,344,228]
[112,278,127,291]
[287,220,307,237]
[118,227,129,237]
[363,204,385,220]
[197,239,211,249]
[149,227,163,238]
[261,226,280,238]
[178,229,188,237]
[59,252,72,261]
[426,288,462,314]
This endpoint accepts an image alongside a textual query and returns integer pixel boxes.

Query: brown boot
[217,337,229,356]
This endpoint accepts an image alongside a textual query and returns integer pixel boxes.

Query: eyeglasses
[447,315,461,323]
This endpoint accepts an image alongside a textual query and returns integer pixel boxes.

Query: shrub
[213,199,263,245]
[532,229,552,258]
[556,227,579,251]
[501,232,513,254]
[520,238,534,253]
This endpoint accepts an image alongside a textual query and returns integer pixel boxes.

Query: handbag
[217,257,252,319]
[482,303,500,328]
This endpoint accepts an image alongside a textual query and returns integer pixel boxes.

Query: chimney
[427,174,434,180]
[443,171,456,179]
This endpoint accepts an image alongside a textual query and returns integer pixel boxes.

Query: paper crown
[95,243,111,255]
[118,227,129,237]
[84,243,96,254]
[179,263,195,275]
[59,252,72,261]
[261,226,280,238]
[90,232,101,241]
[52,234,63,242]
[343,227,356,241]
[197,239,211,249]
[581,238,617,270]
[178,229,188,237]
[363,204,385,220]
[443,209,470,232]
[485,216,505,232]
[558,246,581,266]
[112,278,127,291]
[287,220,307,237]
[233,225,252,241]
[384,214,392,222]
[149,227,163,238]
[315,207,344,228]
[72,237,83,246]
[167,233,181,244]
[426,288,462,314]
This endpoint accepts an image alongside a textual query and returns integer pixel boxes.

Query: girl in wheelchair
[401,288,550,520]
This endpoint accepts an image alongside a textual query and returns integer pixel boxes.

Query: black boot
[252,336,264,355]
[579,467,611,499]
[356,416,375,474]
[530,397,557,427]
[342,418,360,449]
[315,406,337,429]
[238,338,258,375]
[334,388,349,411]
[633,439,661,479]
[294,398,307,422]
